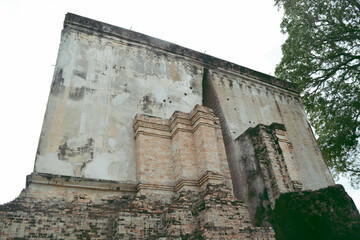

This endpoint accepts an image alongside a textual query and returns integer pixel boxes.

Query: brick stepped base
[0,184,275,239]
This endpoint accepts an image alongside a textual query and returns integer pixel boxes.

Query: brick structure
[133,105,231,196]
[0,13,359,239]
[0,106,276,239]
[234,123,303,226]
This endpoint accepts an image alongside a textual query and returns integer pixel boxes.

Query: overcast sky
[0,0,358,208]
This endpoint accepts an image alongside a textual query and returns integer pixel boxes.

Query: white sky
[0,0,358,209]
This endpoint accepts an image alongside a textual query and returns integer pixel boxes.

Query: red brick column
[169,111,198,191]
[133,115,173,194]
[189,105,223,187]
[133,105,232,195]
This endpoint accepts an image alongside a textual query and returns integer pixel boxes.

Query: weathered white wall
[205,70,334,191]
[35,13,334,192]
[34,27,203,183]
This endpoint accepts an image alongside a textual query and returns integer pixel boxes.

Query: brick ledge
[27,173,136,192]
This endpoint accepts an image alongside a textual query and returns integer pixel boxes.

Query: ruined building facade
[1,13,359,239]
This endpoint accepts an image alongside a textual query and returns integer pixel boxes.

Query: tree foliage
[275,0,360,187]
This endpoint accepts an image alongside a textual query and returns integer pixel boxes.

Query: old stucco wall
[34,18,203,183]
[35,13,334,191]
[1,12,353,240]
[203,69,334,195]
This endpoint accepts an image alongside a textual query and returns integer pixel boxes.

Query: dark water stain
[73,70,87,80]
[69,87,96,101]
[58,138,94,161]
[69,87,85,100]
[50,68,65,96]
[142,94,153,115]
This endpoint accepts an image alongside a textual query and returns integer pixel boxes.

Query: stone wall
[34,14,204,183]
[34,13,334,193]
[202,69,334,194]
[1,13,355,239]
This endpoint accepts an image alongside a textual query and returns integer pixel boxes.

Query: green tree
[275,0,360,187]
